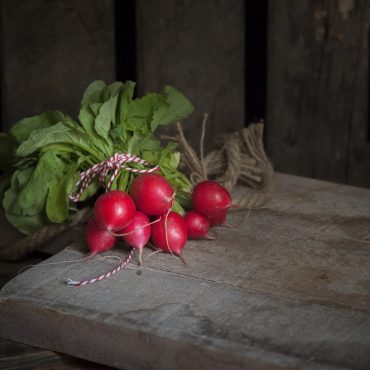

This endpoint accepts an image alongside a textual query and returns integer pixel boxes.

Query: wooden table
[1,174,370,369]
[0,229,115,369]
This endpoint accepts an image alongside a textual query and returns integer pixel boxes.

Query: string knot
[69,152,159,202]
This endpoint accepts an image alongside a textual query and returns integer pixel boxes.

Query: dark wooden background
[0,0,369,187]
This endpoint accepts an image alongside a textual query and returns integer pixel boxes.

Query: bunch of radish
[85,173,235,264]
[184,180,235,239]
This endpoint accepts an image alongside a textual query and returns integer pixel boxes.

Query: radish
[129,173,174,216]
[93,190,136,231]
[184,210,211,239]
[192,180,233,226]
[119,211,151,265]
[86,217,117,255]
[206,209,229,226]
[151,211,188,255]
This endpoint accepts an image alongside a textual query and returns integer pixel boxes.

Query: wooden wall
[1,0,245,151]
[135,0,245,149]
[0,0,116,130]
[267,0,370,187]
[0,0,369,187]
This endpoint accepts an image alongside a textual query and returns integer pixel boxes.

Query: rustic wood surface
[0,337,115,370]
[266,0,370,188]
[0,222,113,369]
[135,0,245,150]
[1,174,370,369]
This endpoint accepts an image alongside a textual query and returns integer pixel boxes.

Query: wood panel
[135,0,245,150]
[0,0,116,130]
[267,0,370,187]
[1,174,370,369]
[0,337,115,369]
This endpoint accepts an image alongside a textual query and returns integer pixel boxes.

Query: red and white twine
[66,152,158,286]
[69,152,159,202]
[66,249,135,286]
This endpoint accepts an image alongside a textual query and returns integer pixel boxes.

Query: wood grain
[0,337,115,369]
[135,0,245,150]
[266,0,370,188]
[1,174,370,369]
[0,0,115,129]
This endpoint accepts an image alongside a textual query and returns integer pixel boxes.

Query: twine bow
[69,153,159,202]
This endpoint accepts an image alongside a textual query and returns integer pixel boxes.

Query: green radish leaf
[10,111,68,144]
[16,122,99,159]
[151,86,194,131]
[140,132,161,151]
[94,92,119,140]
[5,169,34,216]
[90,102,102,116]
[17,152,63,215]
[10,168,33,195]
[66,165,80,195]
[118,80,136,124]
[169,151,180,168]
[15,168,34,192]
[79,180,100,202]
[125,93,163,134]
[106,81,124,96]
[142,150,160,165]
[3,179,46,235]
[81,80,107,105]
[126,117,147,133]
[79,105,113,157]
[5,209,46,235]
[40,143,88,159]
[46,162,75,223]
[127,132,160,156]
[109,125,123,143]
[79,106,95,135]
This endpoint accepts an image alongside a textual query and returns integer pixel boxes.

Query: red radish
[151,211,188,255]
[94,190,136,231]
[129,173,174,216]
[119,211,151,265]
[184,210,211,239]
[192,180,233,225]
[86,217,117,255]
[207,208,229,226]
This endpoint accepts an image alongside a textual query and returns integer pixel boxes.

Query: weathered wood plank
[0,0,115,129]
[267,0,370,187]
[135,0,245,150]
[0,174,370,369]
[0,337,115,369]
[1,249,370,369]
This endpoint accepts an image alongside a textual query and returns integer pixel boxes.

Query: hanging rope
[175,115,275,209]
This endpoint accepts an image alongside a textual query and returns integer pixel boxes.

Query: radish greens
[0,81,194,234]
